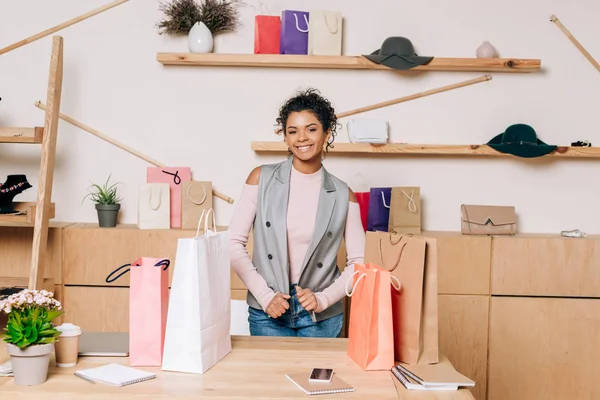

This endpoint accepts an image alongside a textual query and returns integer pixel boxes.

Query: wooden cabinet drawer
[63,286,129,332]
[63,224,142,286]
[424,231,491,295]
[63,286,250,333]
[491,235,600,296]
[63,223,210,286]
[438,295,489,400]
[0,223,69,283]
[488,297,600,400]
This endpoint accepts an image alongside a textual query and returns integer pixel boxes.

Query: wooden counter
[0,336,474,399]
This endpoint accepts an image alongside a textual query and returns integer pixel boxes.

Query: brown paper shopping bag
[364,231,439,365]
[181,181,213,230]
[388,187,421,234]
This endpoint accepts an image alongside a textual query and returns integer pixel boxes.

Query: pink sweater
[228,166,365,313]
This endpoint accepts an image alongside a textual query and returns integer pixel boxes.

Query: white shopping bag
[161,209,232,374]
[138,183,170,230]
[308,10,343,55]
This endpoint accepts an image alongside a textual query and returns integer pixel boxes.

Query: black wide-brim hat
[363,37,433,70]
[487,124,557,158]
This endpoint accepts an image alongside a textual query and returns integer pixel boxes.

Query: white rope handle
[294,13,309,33]
[382,191,390,209]
[323,12,339,34]
[203,208,216,233]
[187,183,207,205]
[258,1,270,15]
[401,189,417,213]
[195,209,207,238]
[148,186,161,211]
[390,275,402,291]
[345,270,366,297]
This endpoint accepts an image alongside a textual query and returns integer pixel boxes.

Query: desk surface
[0,336,474,400]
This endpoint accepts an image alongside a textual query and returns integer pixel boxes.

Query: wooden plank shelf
[251,141,600,158]
[0,127,43,143]
[0,277,54,292]
[0,202,55,226]
[156,53,541,73]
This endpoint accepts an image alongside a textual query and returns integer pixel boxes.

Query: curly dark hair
[275,88,339,153]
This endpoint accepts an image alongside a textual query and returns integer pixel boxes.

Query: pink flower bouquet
[0,289,63,349]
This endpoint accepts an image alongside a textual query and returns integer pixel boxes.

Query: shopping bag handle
[195,208,216,237]
[161,169,181,185]
[378,234,408,271]
[294,13,309,33]
[400,189,418,213]
[344,269,402,296]
[105,259,170,283]
[148,185,162,211]
[323,12,339,34]
[187,183,207,205]
[345,270,366,297]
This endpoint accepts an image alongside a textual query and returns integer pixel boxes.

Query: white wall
[1,0,599,234]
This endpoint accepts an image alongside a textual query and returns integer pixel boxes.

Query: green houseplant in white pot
[1,289,63,386]
[83,175,122,228]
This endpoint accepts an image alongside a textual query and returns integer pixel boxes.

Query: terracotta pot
[6,342,54,386]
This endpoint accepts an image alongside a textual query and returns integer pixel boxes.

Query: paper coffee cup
[55,323,82,367]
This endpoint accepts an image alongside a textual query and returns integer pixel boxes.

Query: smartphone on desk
[309,368,334,383]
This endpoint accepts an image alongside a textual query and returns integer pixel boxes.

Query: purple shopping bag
[281,10,309,54]
[367,187,391,232]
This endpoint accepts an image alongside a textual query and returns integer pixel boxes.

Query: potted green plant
[83,174,122,228]
[1,289,63,386]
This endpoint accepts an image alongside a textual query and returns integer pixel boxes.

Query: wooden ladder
[0,36,63,292]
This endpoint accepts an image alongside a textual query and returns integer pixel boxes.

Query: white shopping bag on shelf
[138,183,170,230]
[161,209,232,374]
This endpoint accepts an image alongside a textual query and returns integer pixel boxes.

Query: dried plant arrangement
[157,0,242,36]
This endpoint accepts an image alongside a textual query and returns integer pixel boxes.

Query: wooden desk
[0,336,474,399]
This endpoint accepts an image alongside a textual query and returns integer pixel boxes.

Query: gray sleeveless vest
[248,156,349,322]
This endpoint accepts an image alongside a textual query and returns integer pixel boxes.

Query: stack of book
[391,360,475,391]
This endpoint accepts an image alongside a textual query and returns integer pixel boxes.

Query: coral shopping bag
[280,10,309,54]
[105,257,171,367]
[346,263,401,370]
[254,13,281,54]
[364,231,439,365]
[162,209,231,374]
[147,167,191,228]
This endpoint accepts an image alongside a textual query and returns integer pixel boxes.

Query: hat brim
[362,54,434,70]
[487,143,558,158]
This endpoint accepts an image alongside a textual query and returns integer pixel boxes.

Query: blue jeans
[248,285,343,338]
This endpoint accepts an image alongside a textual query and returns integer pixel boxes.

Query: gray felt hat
[363,37,434,70]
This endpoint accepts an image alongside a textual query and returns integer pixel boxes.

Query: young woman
[228,88,365,338]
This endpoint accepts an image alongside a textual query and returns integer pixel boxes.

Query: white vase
[188,22,213,53]
[476,41,498,58]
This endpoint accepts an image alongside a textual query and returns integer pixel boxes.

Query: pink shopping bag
[147,167,192,228]
[105,257,171,366]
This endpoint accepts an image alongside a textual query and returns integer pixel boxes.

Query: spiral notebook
[286,372,355,395]
[74,363,156,386]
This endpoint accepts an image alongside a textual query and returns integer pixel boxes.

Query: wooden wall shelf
[0,202,55,226]
[0,127,43,143]
[251,141,600,158]
[156,53,541,73]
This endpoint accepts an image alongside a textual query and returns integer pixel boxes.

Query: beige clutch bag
[460,204,516,235]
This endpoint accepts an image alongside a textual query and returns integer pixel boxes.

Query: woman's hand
[265,292,291,318]
[296,286,318,312]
